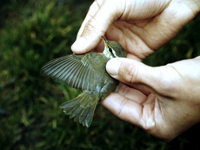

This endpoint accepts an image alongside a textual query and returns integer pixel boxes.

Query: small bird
[41,36,127,127]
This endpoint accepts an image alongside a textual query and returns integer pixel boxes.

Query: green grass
[0,0,200,149]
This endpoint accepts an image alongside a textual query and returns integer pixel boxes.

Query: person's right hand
[71,0,199,61]
[101,56,200,142]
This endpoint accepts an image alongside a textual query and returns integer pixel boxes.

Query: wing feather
[41,53,109,90]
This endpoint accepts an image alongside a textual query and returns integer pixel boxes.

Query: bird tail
[60,90,99,127]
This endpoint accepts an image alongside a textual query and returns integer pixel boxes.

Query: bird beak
[101,36,111,57]
[101,36,108,47]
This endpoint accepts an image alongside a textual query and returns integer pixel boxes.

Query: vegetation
[0,0,200,149]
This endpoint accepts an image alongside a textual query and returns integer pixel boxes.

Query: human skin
[71,0,200,141]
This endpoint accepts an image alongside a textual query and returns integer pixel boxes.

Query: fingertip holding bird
[71,37,87,53]
[106,58,121,78]
[71,36,103,54]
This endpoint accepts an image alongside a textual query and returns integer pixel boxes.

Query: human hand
[71,0,200,141]
[71,0,199,61]
[101,56,200,141]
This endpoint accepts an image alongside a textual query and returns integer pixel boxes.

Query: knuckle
[118,84,131,96]
[123,64,139,84]
[140,107,156,132]
[83,19,97,34]
[142,120,156,132]
[116,97,128,117]
[94,0,102,7]
[82,17,104,38]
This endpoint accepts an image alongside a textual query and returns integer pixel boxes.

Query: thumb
[71,0,123,54]
[106,58,168,93]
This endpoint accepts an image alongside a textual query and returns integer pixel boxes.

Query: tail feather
[60,90,99,127]
[78,107,90,124]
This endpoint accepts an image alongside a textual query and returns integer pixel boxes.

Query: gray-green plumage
[40,36,127,127]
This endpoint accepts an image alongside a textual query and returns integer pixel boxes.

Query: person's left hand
[72,0,199,61]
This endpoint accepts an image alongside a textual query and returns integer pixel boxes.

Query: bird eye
[109,48,116,57]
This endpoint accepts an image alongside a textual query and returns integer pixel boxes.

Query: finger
[102,93,160,131]
[106,58,173,96]
[106,58,156,86]
[76,0,101,39]
[71,0,123,54]
[101,92,143,127]
[117,83,147,104]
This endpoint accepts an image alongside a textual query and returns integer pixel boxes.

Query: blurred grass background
[0,0,200,149]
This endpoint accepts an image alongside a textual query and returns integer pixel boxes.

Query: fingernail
[71,37,87,51]
[106,59,121,77]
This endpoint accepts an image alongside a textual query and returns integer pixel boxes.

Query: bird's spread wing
[40,53,109,91]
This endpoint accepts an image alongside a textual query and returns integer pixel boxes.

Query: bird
[40,36,127,127]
